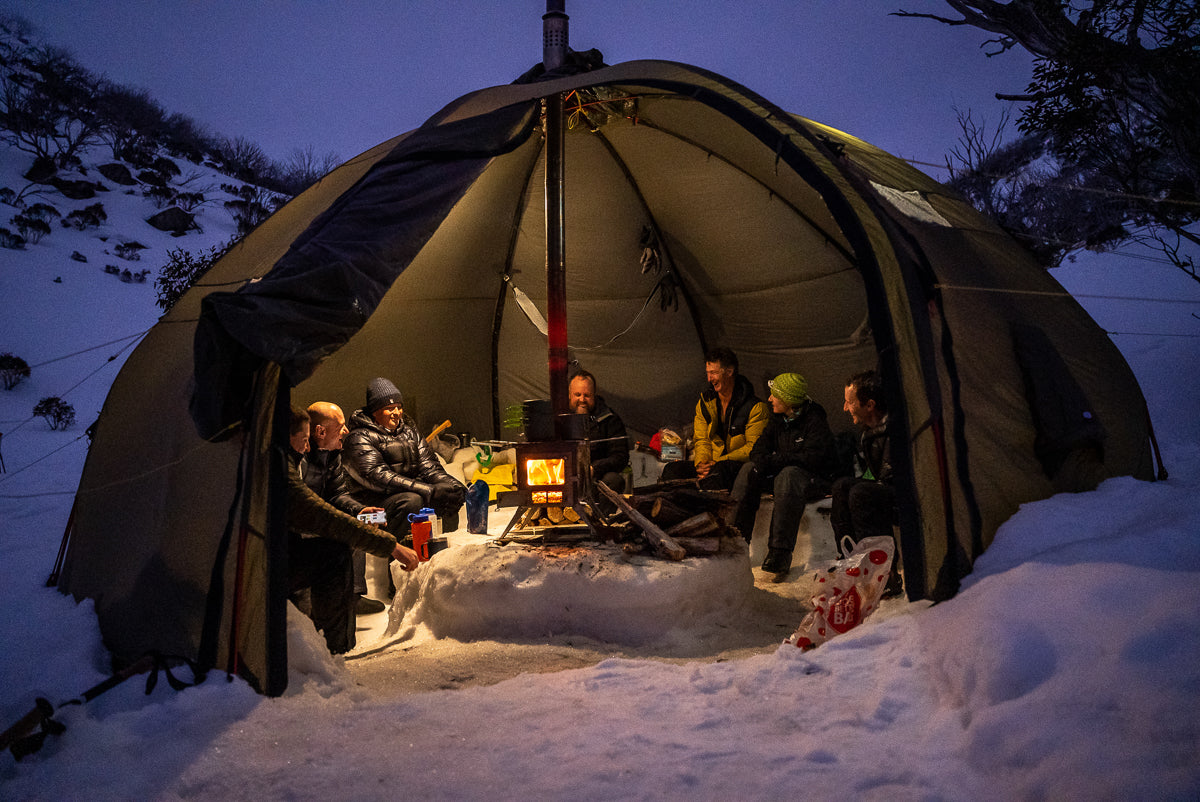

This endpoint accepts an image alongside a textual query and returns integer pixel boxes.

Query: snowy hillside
[0,141,251,504]
[2,127,1200,799]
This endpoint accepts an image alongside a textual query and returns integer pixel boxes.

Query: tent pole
[544,0,569,415]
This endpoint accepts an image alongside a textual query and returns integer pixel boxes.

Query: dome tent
[60,59,1155,695]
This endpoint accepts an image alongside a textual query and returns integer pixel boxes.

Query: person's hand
[432,482,465,508]
[361,506,384,514]
[695,460,715,479]
[391,543,419,571]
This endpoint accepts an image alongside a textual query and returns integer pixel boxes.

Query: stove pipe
[542,1,568,71]
[543,0,569,415]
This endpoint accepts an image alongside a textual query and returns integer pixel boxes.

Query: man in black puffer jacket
[343,378,466,543]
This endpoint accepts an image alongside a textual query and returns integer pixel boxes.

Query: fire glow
[525,458,566,487]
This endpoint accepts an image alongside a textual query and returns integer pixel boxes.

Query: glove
[431,481,465,509]
[404,480,435,504]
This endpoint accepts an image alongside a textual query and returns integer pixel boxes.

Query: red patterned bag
[788,536,895,650]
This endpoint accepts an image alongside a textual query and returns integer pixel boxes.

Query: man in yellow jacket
[661,347,769,491]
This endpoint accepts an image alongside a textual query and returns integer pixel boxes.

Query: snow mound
[385,541,754,645]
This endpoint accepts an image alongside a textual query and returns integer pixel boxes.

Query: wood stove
[515,439,591,508]
[498,438,595,537]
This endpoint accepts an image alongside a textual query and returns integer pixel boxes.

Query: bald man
[305,401,387,614]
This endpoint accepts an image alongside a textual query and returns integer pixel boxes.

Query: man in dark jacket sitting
[307,401,387,615]
[343,377,466,543]
[569,369,630,494]
[832,369,902,597]
[287,405,418,654]
[730,372,838,579]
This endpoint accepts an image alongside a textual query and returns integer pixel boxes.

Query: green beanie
[768,372,809,406]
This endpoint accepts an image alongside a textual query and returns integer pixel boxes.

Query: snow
[3,140,1200,799]
[386,540,754,646]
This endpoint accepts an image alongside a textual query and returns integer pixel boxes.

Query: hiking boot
[761,551,791,576]
[881,571,904,600]
[355,595,386,615]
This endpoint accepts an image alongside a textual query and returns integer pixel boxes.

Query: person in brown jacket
[287,405,418,654]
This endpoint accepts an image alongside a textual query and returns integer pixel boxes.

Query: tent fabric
[61,59,1155,695]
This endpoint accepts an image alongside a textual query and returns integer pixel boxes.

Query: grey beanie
[365,377,403,414]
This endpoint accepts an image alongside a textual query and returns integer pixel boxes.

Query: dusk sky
[0,1,1033,171]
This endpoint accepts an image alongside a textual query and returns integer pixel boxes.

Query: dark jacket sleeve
[307,451,364,515]
[749,414,780,473]
[751,403,838,479]
[288,462,398,559]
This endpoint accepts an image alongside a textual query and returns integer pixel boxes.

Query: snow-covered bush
[0,226,25,249]
[12,213,50,243]
[176,191,204,211]
[155,245,224,311]
[62,202,106,230]
[114,240,145,260]
[22,202,61,222]
[0,352,31,390]
[33,396,75,430]
[144,184,177,208]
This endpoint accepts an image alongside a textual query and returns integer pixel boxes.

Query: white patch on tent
[869,180,951,227]
[510,280,548,335]
[383,541,753,646]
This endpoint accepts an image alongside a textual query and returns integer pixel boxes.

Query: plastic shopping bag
[787,535,894,650]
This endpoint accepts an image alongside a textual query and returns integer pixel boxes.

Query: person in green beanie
[731,371,839,578]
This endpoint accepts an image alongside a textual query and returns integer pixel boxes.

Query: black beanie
[365,377,403,414]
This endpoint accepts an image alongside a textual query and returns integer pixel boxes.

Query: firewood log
[648,496,693,528]
[674,536,721,555]
[597,481,686,561]
[664,512,722,539]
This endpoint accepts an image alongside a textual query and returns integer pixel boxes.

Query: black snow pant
[289,535,355,654]
[831,476,903,595]
[732,463,827,571]
[830,476,896,556]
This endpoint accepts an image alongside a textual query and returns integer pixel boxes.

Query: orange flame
[525,458,565,487]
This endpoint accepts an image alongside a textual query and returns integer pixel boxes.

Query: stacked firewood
[510,504,583,529]
[595,481,743,561]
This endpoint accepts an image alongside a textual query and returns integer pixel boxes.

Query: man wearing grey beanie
[343,378,466,573]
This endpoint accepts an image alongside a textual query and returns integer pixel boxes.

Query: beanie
[365,377,403,414]
[768,372,808,406]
